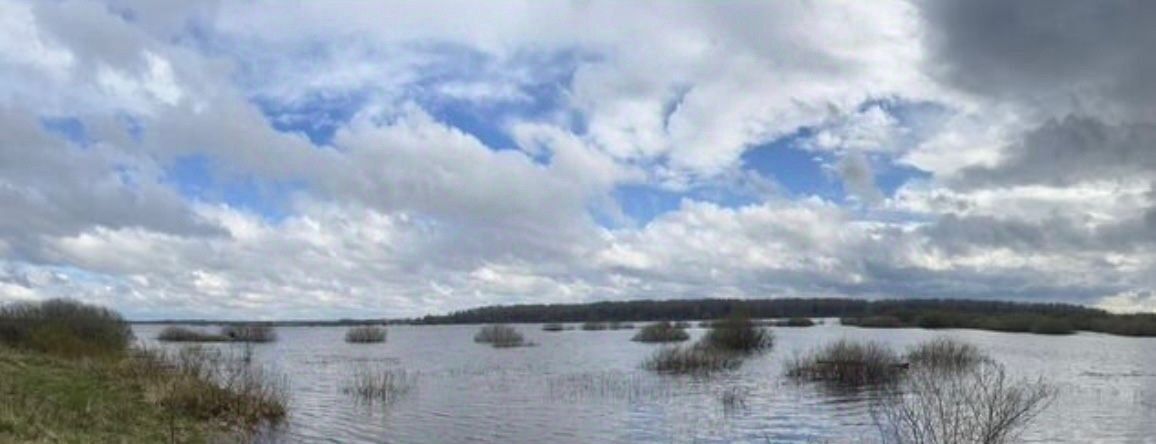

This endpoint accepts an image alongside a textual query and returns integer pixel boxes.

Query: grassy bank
[1,299,285,443]
[0,347,214,443]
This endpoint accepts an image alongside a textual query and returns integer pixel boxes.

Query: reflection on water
[133,323,1156,443]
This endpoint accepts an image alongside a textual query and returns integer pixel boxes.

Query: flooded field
[133,323,1156,443]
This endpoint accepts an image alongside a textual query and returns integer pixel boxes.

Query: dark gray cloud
[921,0,1156,119]
[956,117,1156,187]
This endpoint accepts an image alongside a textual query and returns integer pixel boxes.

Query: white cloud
[1,0,1155,318]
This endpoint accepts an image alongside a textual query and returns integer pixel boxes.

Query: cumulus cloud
[1,0,1155,317]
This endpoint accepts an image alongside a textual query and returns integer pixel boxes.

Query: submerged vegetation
[642,345,742,374]
[343,365,416,403]
[786,340,905,386]
[905,337,986,371]
[632,321,690,343]
[159,324,279,343]
[642,310,773,374]
[474,324,528,348]
[701,312,773,353]
[784,336,1056,442]
[157,326,230,342]
[0,299,286,442]
[221,324,278,343]
[344,326,388,343]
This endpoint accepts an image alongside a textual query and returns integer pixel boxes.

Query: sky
[2,0,1156,320]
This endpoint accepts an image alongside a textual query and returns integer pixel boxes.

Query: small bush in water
[702,312,773,352]
[632,321,690,343]
[157,326,230,343]
[345,326,387,343]
[474,324,527,348]
[786,340,904,386]
[221,324,277,343]
[906,337,986,371]
[643,345,741,375]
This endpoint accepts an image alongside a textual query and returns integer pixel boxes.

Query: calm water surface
[133,323,1156,443]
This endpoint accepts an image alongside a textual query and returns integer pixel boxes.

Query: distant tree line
[415,297,1156,337]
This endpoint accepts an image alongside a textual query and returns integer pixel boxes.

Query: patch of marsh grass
[221,324,277,343]
[344,326,387,344]
[642,344,742,375]
[581,321,608,331]
[133,345,288,426]
[786,340,904,386]
[906,337,987,372]
[157,326,231,343]
[702,312,773,353]
[343,365,417,403]
[632,321,690,343]
[474,324,528,348]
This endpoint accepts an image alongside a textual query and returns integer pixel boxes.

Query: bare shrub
[873,361,1055,444]
[220,324,277,343]
[632,321,690,343]
[906,337,986,372]
[473,324,527,348]
[642,345,741,375]
[345,326,387,343]
[786,340,903,386]
[0,298,133,357]
[157,326,230,343]
[343,365,417,403]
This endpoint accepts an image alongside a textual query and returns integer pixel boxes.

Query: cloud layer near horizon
[2,0,1155,319]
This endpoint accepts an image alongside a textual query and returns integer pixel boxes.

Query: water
[133,323,1156,443]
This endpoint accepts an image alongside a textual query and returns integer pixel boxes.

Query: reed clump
[632,321,690,343]
[642,344,742,375]
[701,312,773,353]
[157,326,231,343]
[474,324,527,348]
[786,339,904,386]
[132,345,288,426]
[221,324,278,343]
[344,326,387,343]
[343,365,416,403]
[906,337,987,371]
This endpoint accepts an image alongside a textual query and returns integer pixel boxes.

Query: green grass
[0,347,213,443]
[0,299,285,443]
